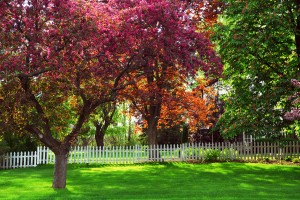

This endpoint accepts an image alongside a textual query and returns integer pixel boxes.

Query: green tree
[93,102,117,147]
[214,0,300,139]
[92,102,137,147]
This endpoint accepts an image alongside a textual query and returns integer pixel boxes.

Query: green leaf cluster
[213,0,300,139]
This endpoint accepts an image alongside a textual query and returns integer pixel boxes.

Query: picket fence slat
[1,142,300,169]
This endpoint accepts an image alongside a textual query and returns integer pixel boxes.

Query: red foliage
[285,79,300,121]
[159,77,219,132]
[0,0,223,187]
[111,0,223,145]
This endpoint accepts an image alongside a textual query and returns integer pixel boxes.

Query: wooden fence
[1,142,300,169]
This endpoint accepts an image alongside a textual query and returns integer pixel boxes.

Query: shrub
[182,147,206,160]
[292,157,300,163]
[221,148,238,161]
[263,157,270,162]
[285,156,292,162]
[204,149,221,162]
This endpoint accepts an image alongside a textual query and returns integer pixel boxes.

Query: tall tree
[214,0,300,139]
[0,0,134,188]
[116,0,222,146]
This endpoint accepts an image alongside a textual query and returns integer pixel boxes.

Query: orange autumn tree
[127,68,219,144]
[159,76,219,134]
[125,63,221,146]
[116,0,223,147]
[186,0,225,55]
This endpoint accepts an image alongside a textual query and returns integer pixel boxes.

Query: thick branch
[25,125,60,151]
[64,100,91,147]
[18,76,61,151]
[19,68,52,78]
[63,100,102,149]
[113,55,136,89]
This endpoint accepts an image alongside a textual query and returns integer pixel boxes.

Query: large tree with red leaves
[115,0,223,146]
[0,0,135,188]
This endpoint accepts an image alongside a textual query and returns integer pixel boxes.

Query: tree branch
[19,68,52,78]
[18,76,60,150]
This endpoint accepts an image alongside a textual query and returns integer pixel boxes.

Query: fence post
[37,146,40,165]
[8,152,12,169]
[20,152,23,168]
[34,151,37,167]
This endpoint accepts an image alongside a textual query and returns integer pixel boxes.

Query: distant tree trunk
[52,152,68,188]
[295,2,300,77]
[95,123,106,147]
[181,124,189,143]
[94,102,116,147]
[127,114,133,143]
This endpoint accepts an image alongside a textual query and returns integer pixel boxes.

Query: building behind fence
[1,142,300,169]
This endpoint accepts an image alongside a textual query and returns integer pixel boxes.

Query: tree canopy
[214,0,300,139]
[0,0,223,188]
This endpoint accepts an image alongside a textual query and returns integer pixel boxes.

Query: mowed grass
[0,162,300,200]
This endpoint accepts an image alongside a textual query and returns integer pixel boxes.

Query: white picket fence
[1,142,300,169]
[0,151,38,169]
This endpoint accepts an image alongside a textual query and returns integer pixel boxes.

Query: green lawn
[0,162,299,200]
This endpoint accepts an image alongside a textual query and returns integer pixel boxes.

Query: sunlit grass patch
[1,162,300,200]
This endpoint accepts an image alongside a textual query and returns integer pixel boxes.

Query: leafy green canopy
[213,0,300,139]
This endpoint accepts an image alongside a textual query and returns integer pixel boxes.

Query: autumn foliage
[159,77,219,133]
[0,0,223,188]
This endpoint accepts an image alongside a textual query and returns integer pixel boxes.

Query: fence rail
[1,142,300,169]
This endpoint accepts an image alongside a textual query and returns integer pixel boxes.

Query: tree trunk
[127,114,132,144]
[146,117,161,160]
[146,119,158,146]
[145,103,161,146]
[95,124,105,147]
[52,152,68,189]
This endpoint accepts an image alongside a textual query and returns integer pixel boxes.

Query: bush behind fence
[1,142,300,169]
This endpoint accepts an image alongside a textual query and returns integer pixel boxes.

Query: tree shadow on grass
[35,162,300,199]
[1,162,300,199]
[51,162,300,199]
